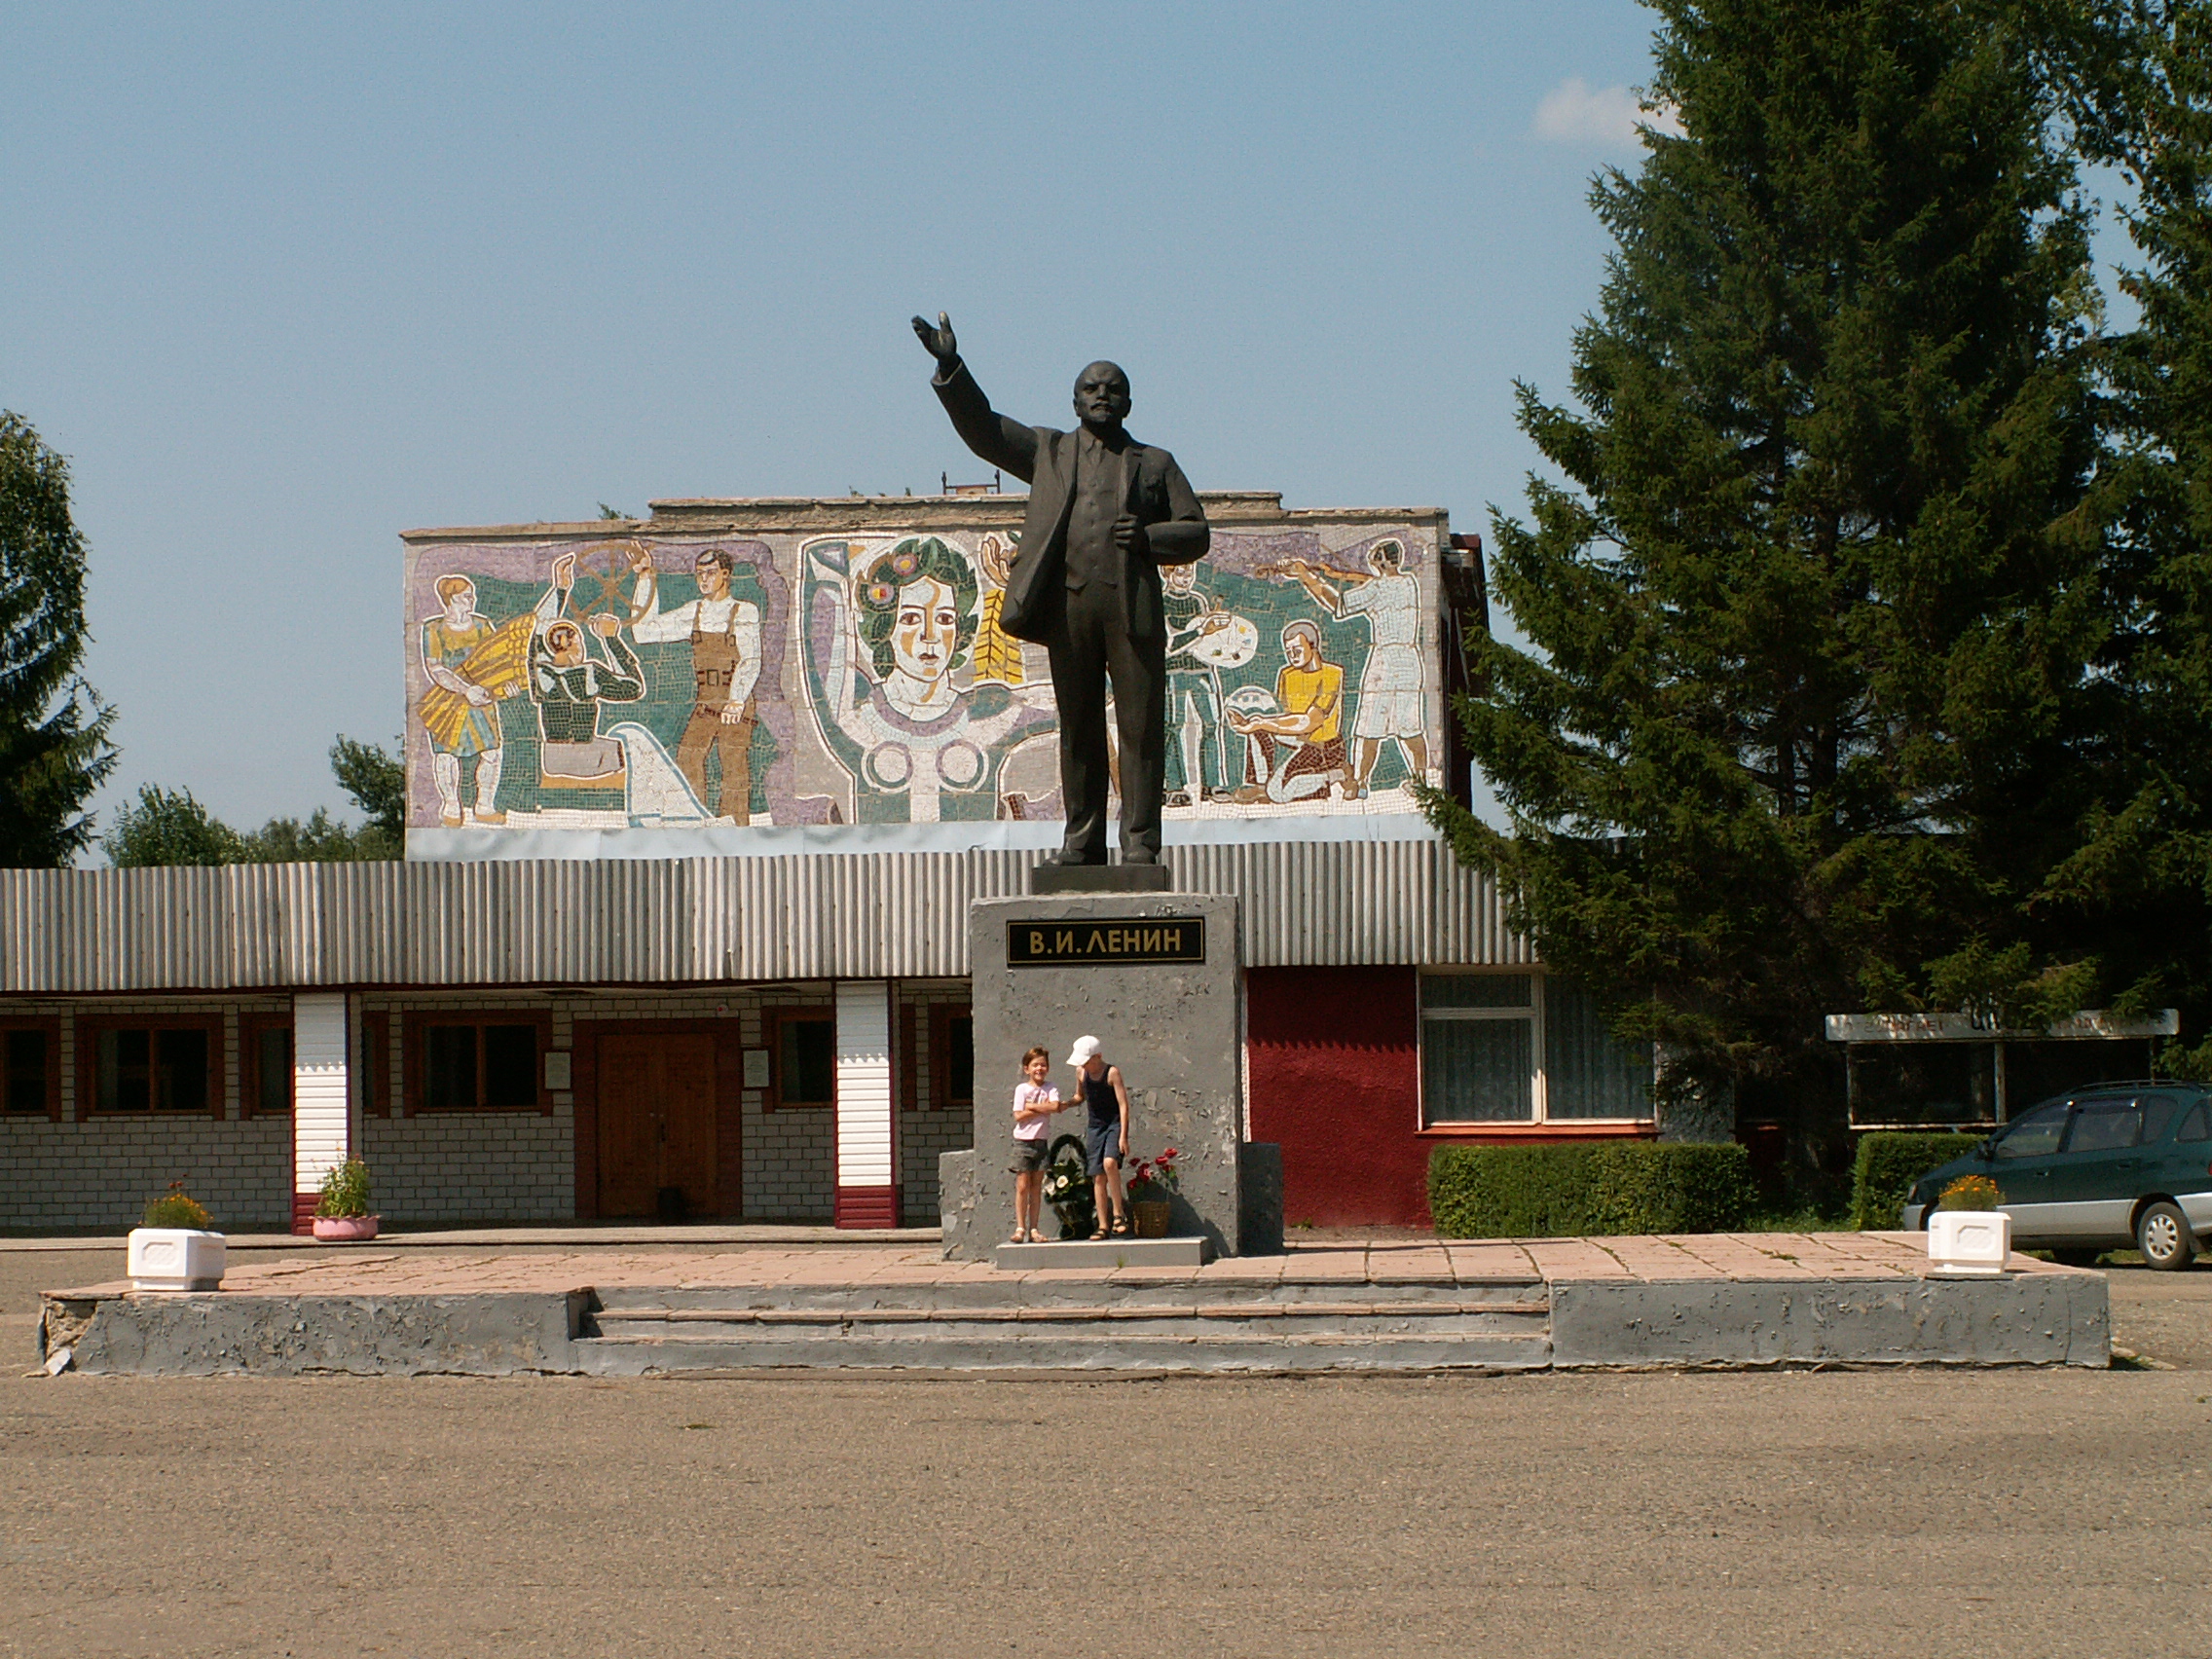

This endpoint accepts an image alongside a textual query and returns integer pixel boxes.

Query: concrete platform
[34,1233,2111,1377]
[992,1236,1209,1270]
[0,1224,941,1252]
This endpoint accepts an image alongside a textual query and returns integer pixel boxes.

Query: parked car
[1900,1082,2212,1270]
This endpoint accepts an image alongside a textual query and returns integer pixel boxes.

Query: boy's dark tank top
[1081,1065,1118,1126]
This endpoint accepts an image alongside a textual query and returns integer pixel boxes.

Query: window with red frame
[1,1023,58,1118]
[360,1012,391,1116]
[416,1018,542,1111]
[242,1016,292,1117]
[85,1019,220,1115]
[771,1010,834,1108]
[931,1003,975,1111]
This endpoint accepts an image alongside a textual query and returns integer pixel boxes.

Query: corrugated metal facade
[0,841,1527,994]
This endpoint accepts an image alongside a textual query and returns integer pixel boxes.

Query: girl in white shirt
[1010,1046,1062,1242]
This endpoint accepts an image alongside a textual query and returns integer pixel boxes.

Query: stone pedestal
[940,890,1279,1258]
[1030,863,1174,895]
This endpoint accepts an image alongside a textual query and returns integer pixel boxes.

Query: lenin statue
[911,311,1209,866]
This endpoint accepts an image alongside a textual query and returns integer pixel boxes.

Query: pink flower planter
[312,1215,380,1242]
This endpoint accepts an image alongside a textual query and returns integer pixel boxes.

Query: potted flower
[1041,1133,1095,1240]
[313,1159,379,1241]
[128,1182,226,1291]
[1125,1146,1181,1239]
[1927,1172,2009,1274]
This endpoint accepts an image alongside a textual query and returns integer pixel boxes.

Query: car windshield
[1994,1100,2069,1160]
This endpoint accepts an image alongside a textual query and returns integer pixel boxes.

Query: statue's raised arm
[913,310,1039,486]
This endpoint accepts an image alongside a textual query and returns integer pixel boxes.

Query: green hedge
[1850,1131,1980,1231]
[1427,1142,1753,1237]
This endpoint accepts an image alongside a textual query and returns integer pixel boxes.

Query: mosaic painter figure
[1226,619,1349,804]
[912,311,1208,865]
[1161,561,1249,804]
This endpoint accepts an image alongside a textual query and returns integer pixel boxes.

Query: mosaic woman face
[891,575,959,687]
[441,582,477,627]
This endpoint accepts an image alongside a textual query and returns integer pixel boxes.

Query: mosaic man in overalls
[631,545,764,824]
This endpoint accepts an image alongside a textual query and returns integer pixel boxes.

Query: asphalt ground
[3,1250,2208,1658]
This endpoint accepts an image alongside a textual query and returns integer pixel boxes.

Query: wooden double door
[596,1033,719,1220]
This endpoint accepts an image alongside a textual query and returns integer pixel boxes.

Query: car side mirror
[1975,1136,1996,1160]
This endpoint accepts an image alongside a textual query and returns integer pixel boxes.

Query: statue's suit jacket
[933,360,1208,645]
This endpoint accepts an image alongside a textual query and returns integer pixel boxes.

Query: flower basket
[1125,1147,1181,1238]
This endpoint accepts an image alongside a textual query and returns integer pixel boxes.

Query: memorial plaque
[1006,916,1205,968]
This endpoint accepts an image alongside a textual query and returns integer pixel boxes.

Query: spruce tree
[2045,2,2212,1071]
[0,412,117,865]
[1428,1,2110,1118]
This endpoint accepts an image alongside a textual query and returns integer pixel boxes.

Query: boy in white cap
[1068,1035,1133,1237]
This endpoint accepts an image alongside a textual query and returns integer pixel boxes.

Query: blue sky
[4,4,1739,834]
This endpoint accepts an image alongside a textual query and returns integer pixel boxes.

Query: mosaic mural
[401,512,1445,837]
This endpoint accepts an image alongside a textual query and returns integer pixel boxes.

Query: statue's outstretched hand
[910,311,958,371]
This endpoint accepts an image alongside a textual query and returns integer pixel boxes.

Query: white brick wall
[900,1109,972,1217]
[0,1115,292,1230]
[743,1099,834,1220]
[361,1106,574,1223]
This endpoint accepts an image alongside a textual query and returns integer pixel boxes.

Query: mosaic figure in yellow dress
[419,575,530,827]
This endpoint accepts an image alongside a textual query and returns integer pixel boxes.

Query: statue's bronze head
[1072,361,1131,435]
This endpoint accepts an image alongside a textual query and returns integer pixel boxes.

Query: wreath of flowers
[1042,1133,1095,1239]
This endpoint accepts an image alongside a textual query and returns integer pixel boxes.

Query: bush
[1427,1142,1753,1237]
[314,1159,372,1219]
[1850,1131,1979,1230]
[141,1184,212,1230]
[1938,1173,2002,1212]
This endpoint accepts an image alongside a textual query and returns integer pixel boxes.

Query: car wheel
[2048,1247,2103,1268]
[2135,1201,2196,1272]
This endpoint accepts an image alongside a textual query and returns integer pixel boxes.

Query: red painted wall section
[1247,966,1429,1228]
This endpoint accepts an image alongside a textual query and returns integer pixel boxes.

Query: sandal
[1109,1215,1131,1237]
[1027,1229,1046,1243]
[1011,1230,1029,1243]
[1088,1225,1108,1240]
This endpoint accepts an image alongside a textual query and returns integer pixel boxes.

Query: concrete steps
[573,1279,1551,1373]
